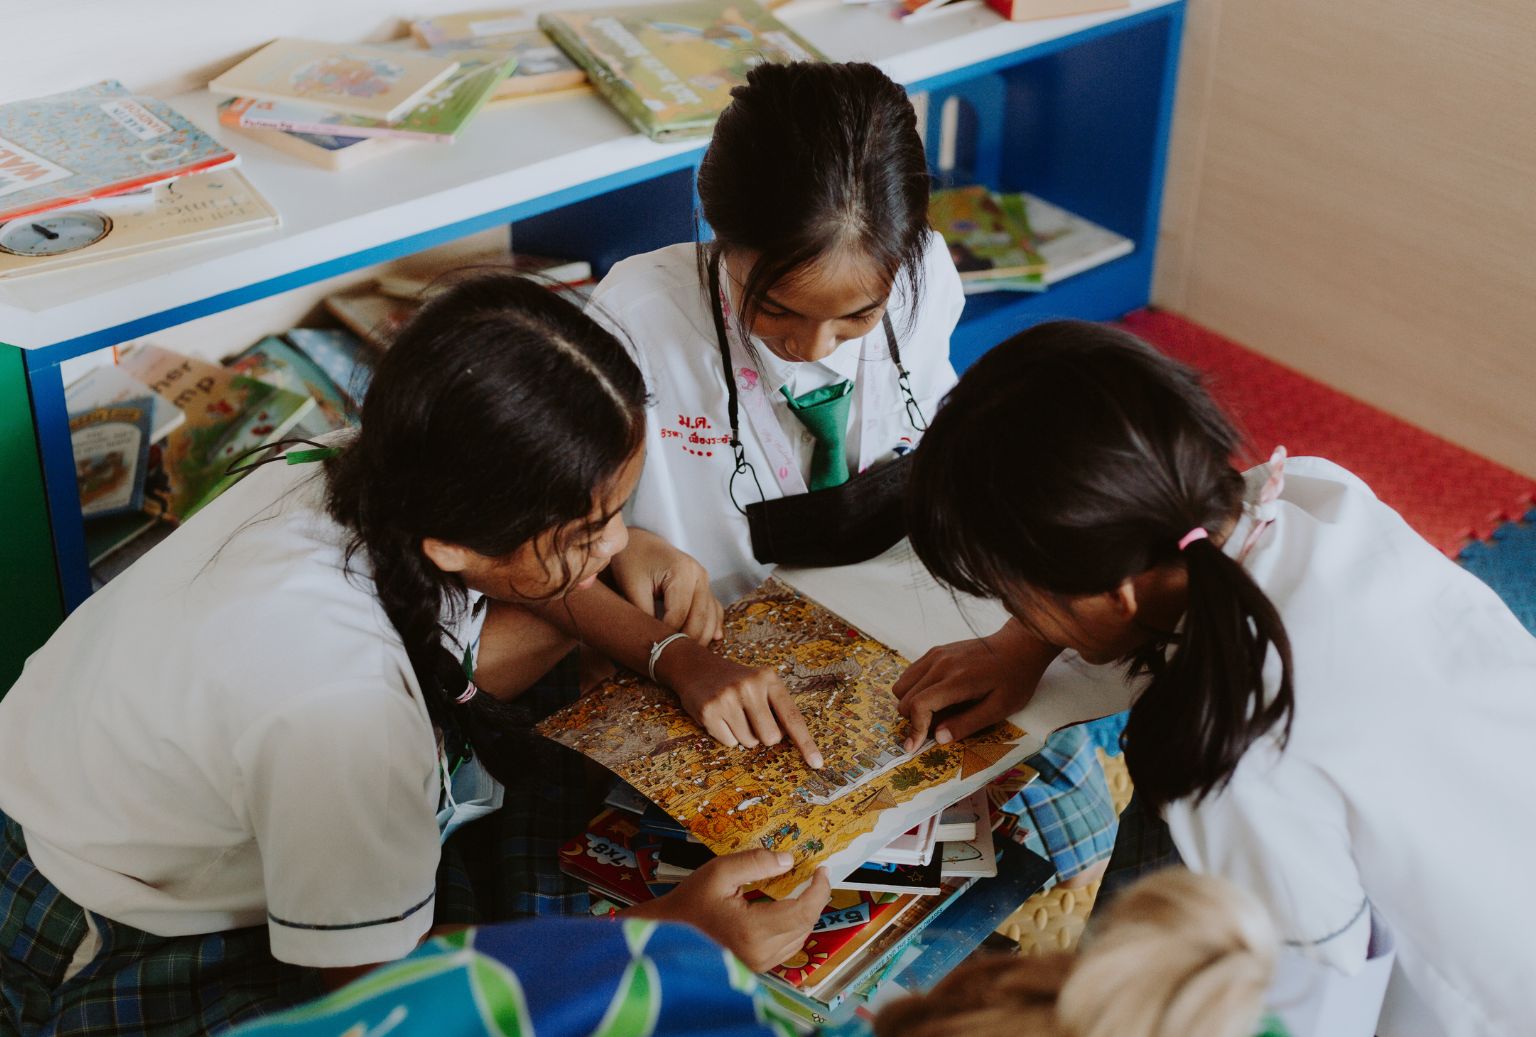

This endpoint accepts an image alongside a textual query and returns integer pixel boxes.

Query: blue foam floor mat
[1459,509,1536,637]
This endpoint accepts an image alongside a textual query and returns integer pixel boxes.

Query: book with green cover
[538,0,825,141]
[220,45,515,143]
[928,185,1046,294]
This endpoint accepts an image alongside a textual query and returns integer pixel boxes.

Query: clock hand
[30,223,60,241]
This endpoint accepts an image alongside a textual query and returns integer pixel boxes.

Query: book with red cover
[557,808,672,906]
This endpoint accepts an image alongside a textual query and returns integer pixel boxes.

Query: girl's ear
[421,537,472,575]
[1109,578,1140,620]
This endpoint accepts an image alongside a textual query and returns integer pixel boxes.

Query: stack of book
[928,184,1134,294]
[0,81,278,281]
[213,14,593,171]
[564,771,1031,1027]
[71,329,375,590]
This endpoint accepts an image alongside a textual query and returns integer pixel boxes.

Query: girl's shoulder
[590,243,710,328]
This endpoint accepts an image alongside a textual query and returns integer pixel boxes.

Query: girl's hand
[627,850,832,972]
[657,640,824,769]
[893,620,1061,751]
[608,528,725,643]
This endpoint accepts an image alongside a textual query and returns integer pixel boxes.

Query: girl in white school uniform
[0,274,828,1037]
[584,60,1118,883]
[896,320,1536,1036]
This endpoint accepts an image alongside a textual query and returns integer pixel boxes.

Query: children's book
[0,81,237,223]
[65,364,185,443]
[835,856,943,895]
[282,328,375,406]
[932,787,985,842]
[69,398,155,520]
[218,117,414,171]
[984,0,1128,21]
[323,284,419,349]
[218,45,514,143]
[227,336,357,432]
[769,889,909,990]
[937,810,997,878]
[374,251,593,300]
[210,39,460,123]
[0,171,278,280]
[867,814,938,866]
[536,577,1033,900]
[537,0,825,141]
[928,184,1046,293]
[411,13,592,99]
[1020,191,1135,284]
[558,808,673,905]
[117,344,315,521]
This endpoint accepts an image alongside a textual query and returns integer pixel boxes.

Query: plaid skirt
[0,662,599,1037]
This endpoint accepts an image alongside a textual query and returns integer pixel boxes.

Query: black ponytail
[906,321,1294,810]
[695,61,931,338]
[324,272,646,776]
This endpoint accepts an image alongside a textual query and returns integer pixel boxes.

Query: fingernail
[776,853,793,868]
[935,728,952,745]
[808,752,824,769]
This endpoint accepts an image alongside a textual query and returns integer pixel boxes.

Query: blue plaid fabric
[1004,725,1120,882]
[0,661,600,1036]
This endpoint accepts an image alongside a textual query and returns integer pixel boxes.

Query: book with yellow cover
[411,12,591,99]
[210,39,460,122]
[537,577,1032,899]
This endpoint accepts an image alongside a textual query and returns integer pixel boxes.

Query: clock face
[0,212,113,257]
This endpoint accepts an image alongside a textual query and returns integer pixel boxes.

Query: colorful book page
[537,578,1028,899]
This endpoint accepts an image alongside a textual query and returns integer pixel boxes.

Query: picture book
[1018,191,1135,284]
[282,328,375,406]
[218,117,415,171]
[537,0,825,141]
[558,808,673,905]
[69,398,154,520]
[0,81,237,223]
[219,45,514,143]
[938,818,998,879]
[323,284,419,349]
[117,344,315,521]
[770,889,908,989]
[227,336,356,432]
[65,364,185,443]
[411,13,591,99]
[928,184,1046,293]
[411,8,538,47]
[933,787,986,842]
[984,0,1128,21]
[835,856,944,895]
[0,171,278,281]
[867,815,938,866]
[210,39,460,122]
[536,577,1032,899]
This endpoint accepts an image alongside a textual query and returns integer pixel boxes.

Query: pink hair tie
[456,681,479,705]
[1178,527,1210,551]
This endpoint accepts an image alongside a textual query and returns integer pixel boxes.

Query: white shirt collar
[748,332,868,396]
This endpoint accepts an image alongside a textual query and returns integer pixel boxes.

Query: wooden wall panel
[1154,0,1536,476]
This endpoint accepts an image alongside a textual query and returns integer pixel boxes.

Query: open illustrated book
[537,539,1136,899]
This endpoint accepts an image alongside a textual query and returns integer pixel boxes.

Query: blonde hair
[872,870,1276,1037]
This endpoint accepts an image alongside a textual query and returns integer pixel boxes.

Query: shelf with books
[1,0,1184,690]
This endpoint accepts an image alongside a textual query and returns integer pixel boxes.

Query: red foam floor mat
[1119,309,1536,555]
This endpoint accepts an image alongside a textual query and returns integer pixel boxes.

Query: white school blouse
[1117,456,1535,1037]
[588,233,964,601]
[0,456,475,969]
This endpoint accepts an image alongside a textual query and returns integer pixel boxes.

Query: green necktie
[780,380,853,491]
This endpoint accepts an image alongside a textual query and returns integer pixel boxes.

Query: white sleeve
[234,682,442,968]
[1165,745,1371,973]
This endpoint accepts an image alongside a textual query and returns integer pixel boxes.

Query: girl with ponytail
[0,272,829,1037]
[897,320,1536,1035]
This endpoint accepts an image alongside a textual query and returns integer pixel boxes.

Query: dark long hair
[324,272,646,768]
[695,60,931,336]
[907,321,1294,809]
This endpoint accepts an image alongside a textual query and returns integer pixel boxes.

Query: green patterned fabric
[780,380,853,491]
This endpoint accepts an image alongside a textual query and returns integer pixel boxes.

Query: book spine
[536,16,661,141]
[233,109,449,144]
